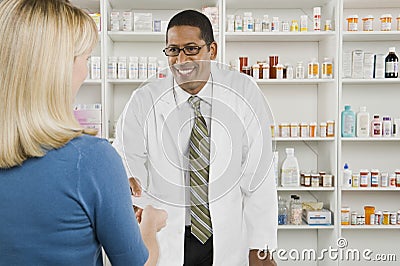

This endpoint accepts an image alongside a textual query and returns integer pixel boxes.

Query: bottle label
[386,62,395,73]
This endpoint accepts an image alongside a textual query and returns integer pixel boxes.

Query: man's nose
[176,49,189,64]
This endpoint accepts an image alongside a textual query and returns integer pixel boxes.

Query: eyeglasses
[163,44,209,57]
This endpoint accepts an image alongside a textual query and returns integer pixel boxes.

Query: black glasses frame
[162,44,209,57]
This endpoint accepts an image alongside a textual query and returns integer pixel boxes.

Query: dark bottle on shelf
[385,47,399,78]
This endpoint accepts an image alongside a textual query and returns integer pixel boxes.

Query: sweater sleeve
[76,138,149,265]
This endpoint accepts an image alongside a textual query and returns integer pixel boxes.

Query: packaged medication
[380,14,392,31]
[362,15,374,31]
[90,56,101,80]
[347,15,359,31]
[128,56,139,80]
[117,57,127,79]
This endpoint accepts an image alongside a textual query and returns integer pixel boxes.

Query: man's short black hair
[166,9,215,45]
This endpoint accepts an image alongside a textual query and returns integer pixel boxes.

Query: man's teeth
[178,69,193,74]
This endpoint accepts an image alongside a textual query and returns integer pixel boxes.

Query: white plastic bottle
[356,106,370,137]
[343,163,352,187]
[281,148,300,187]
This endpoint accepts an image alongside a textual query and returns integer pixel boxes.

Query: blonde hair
[0,0,99,168]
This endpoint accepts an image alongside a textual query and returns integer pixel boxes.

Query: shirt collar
[174,76,212,107]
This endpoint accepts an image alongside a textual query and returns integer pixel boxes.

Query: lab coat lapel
[158,88,184,168]
[209,81,232,185]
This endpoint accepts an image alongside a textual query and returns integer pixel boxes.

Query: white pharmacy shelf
[108,31,220,42]
[257,79,335,85]
[344,0,400,8]
[108,32,165,42]
[274,137,335,142]
[108,0,217,10]
[225,32,336,42]
[343,31,400,42]
[341,187,400,192]
[341,137,400,142]
[108,79,150,85]
[83,79,102,85]
[279,224,335,230]
[277,187,335,191]
[342,78,400,85]
[226,0,332,9]
[341,225,400,230]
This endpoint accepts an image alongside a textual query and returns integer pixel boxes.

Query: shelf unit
[71,0,400,265]
[338,1,400,265]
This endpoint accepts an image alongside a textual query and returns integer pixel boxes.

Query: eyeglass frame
[162,43,211,57]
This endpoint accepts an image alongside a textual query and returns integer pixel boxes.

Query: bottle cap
[347,15,359,19]
[380,14,392,19]
[286,148,294,154]
[344,163,349,169]
[360,106,367,112]
[389,47,396,53]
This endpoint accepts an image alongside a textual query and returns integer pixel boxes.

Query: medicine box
[134,13,153,32]
[302,208,332,225]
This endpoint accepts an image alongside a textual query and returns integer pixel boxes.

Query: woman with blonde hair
[0,0,166,265]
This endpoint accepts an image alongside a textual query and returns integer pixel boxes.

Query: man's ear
[209,41,217,60]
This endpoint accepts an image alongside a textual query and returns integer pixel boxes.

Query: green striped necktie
[188,96,213,244]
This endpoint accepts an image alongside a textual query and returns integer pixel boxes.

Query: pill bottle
[226,14,235,32]
[117,56,127,79]
[341,207,350,225]
[242,66,251,76]
[375,211,382,224]
[239,56,248,73]
[108,56,118,79]
[300,123,309,138]
[362,15,374,31]
[300,15,308,32]
[397,15,400,31]
[324,20,332,31]
[396,169,400,187]
[360,169,369,187]
[397,210,400,225]
[290,123,299,137]
[313,7,321,31]
[351,212,357,225]
[370,169,380,187]
[322,57,333,79]
[262,63,270,79]
[276,64,284,79]
[320,122,327,137]
[295,61,305,79]
[390,212,397,225]
[308,58,319,79]
[352,173,360,187]
[380,14,392,31]
[279,123,290,137]
[347,15,359,31]
[270,125,275,138]
[327,120,335,137]
[252,64,260,79]
[290,20,299,32]
[128,56,139,79]
[309,122,317,137]
[389,173,396,187]
[383,211,390,225]
[381,172,389,187]
[364,206,375,225]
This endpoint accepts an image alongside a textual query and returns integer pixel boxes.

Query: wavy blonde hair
[0,0,99,168]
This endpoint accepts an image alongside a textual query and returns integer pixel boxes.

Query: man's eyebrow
[167,42,199,47]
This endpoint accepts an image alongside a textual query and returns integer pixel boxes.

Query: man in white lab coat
[113,9,277,266]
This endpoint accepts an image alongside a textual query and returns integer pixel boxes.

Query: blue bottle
[341,105,355,137]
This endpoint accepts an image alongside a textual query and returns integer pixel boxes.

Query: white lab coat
[113,63,277,266]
